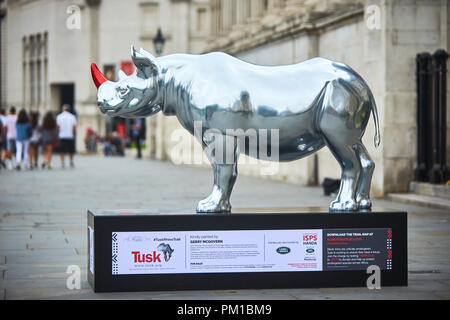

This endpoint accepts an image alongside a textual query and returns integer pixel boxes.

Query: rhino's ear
[131,45,159,79]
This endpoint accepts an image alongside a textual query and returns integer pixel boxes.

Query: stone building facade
[0,0,210,152]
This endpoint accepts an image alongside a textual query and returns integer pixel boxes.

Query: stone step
[387,193,450,210]
[409,182,450,199]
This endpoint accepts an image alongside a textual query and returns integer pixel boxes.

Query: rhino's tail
[368,90,381,148]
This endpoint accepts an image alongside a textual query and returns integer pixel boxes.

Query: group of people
[83,118,144,158]
[0,104,77,170]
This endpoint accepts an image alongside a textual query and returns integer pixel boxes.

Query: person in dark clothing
[41,112,57,169]
[15,109,32,170]
[28,111,41,169]
[0,110,5,169]
[131,118,143,159]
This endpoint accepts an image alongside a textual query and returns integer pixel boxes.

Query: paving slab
[387,193,450,210]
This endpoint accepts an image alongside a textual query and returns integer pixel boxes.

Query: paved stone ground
[0,155,449,300]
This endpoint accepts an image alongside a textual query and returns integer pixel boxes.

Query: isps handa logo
[302,233,318,246]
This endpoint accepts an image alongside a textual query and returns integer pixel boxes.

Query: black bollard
[414,53,433,182]
[429,49,449,184]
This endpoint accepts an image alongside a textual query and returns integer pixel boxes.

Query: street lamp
[153,28,166,56]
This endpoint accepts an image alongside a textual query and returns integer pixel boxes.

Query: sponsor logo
[302,233,318,246]
[304,256,316,261]
[305,246,316,261]
[131,251,162,263]
[276,247,291,254]
[131,244,175,264]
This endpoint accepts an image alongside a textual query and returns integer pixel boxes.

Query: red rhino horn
[91,63,108,88]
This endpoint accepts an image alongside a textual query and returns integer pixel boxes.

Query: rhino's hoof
[196,199,231,213]
[329,200,358,212]
[357,197,372,210]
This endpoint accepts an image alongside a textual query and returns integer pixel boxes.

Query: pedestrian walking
[3,106,17,170]
[0,108,5,125]
[41,111,57,170]
[131,118,143,159]
[28,111,41,169]
[56,104,77,168]
[15,109,32,170]
[0,110,6,169]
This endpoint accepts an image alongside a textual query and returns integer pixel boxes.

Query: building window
[22,32,47,109]
[197,8,207,31]
[37,60,41,105]
[141,2,160,37]
[30,61,35,106]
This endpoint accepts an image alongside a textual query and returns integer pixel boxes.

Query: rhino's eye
[118,86,129,97]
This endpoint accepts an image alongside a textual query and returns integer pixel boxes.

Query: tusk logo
[157,243,175,262]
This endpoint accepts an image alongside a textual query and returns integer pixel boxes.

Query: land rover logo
[306,248,315,254]
[276,247,291,254]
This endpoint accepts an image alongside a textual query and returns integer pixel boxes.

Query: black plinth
[87,207,407,293]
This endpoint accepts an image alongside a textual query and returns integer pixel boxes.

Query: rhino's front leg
[197,133,239,213]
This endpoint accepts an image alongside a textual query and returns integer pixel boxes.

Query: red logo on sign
[303,234,317,242]
[132,251,162,263]
[387,250,392,259]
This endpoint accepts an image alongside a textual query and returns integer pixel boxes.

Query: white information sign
[112,229,322,275]
[89,226,94,274]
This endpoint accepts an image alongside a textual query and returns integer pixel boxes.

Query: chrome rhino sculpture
[91,46,380,213]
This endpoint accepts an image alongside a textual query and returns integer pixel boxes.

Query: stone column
[80,0,102,153]
[250,0,264,18]
[23,37,29,109]
[0,7,6,109]
[86,0,101,102]
[235,0,250,25]
[210,0,220,38]
[362,0,447,194]
[221,0,232,34]
[43,32,48,112]
[268,0,283,9]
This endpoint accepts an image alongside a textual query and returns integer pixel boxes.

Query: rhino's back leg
[354,142,375,209]
[317,80,371,211]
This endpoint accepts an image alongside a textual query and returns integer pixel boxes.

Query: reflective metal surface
[92,46,380,213]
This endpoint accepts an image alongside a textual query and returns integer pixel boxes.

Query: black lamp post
[153,28,166,56]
